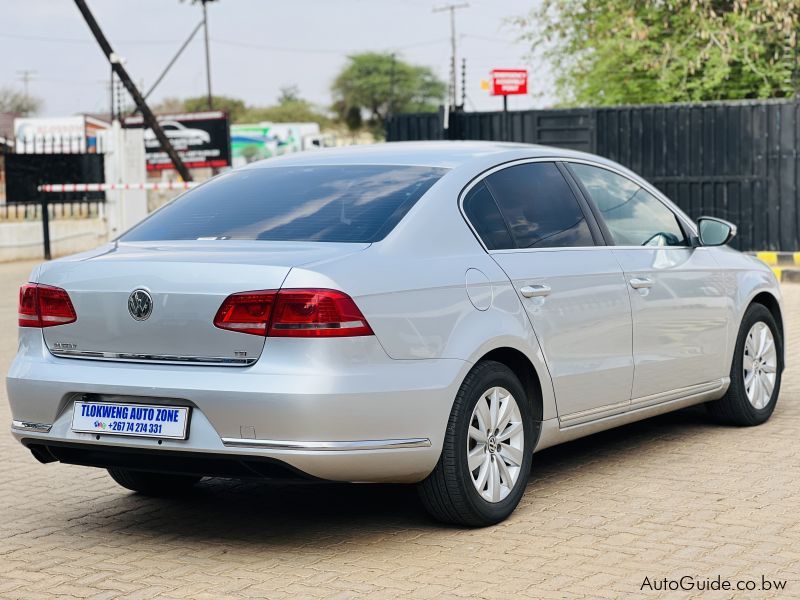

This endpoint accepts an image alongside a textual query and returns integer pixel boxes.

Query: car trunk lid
[37,240,368,366]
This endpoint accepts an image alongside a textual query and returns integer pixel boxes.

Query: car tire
[107,467,201,496]
[706,303,782,426]
[418,360,534,527]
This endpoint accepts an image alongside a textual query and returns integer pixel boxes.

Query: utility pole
[73,0,192,181]
[201,0,215,109]
[16,69,37,103]
[433,3,468,109]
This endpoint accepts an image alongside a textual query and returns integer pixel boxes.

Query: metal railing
[0,200,105,222]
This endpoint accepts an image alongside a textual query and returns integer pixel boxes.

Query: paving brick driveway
[1,259,798,599]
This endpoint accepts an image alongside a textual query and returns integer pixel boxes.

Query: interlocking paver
[1,259,798,598]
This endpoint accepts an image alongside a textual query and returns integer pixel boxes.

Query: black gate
[387,99,800,252]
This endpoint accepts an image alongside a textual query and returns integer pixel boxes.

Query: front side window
[122,165,447,244]
[465,162,594,250]
[570,164,688,247]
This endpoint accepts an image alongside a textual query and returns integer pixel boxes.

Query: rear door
[567,162,729,402]
[463,161,635,424]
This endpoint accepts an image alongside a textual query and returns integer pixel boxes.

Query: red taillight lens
[214,288,373,338]
[18,283,77,328]
[18,284,39,327]
[269,289,373,337]
[213,290,276,336]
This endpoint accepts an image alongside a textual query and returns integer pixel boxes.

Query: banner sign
[490,69,529,96]
[124,111,231,171]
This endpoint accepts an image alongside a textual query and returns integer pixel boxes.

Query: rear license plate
[72,401,190,440]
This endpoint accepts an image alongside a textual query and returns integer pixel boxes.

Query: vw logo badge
[128,289,153,321]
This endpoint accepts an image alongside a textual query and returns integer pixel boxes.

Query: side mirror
[697,217,736,246]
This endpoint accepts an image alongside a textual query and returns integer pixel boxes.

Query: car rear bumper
[7,330,467,483]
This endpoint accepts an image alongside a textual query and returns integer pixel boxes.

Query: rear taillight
[18,283,77,328]
[214,289,373,338]
[213,291,276,336]
[269,289,373,337]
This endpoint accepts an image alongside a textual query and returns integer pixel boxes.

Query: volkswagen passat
[7,142,784,526]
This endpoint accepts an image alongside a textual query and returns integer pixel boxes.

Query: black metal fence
[386,99,800,252]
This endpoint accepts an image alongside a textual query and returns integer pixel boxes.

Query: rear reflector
[19,283,77,328]
[214,289,373,338]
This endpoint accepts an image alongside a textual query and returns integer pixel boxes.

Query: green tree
[183,95,247,120]
[0,87,41,115]
[152,90,331,126]
[513,0,800,106]
[331,52,446,137]
[242,90,331,126]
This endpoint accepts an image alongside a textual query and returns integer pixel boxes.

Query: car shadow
[83,405,718,542]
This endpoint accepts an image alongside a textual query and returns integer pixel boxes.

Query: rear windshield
[122,164,447,243]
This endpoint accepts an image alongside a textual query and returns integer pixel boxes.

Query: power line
[211,36,449,55]
[0,32,182,45]
[433,3,469,108]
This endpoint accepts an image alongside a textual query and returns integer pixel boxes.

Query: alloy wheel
[467,386,525,503]
[743,321,778,410]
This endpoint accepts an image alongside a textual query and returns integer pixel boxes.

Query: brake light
[270,289,373,337]
[18,283,77,328]
[214,289,373,338]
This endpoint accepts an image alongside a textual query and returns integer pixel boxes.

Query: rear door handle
[629,277,654,289]
[520,284,551,298]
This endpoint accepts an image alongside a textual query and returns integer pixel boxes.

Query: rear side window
[478,162,594,249]
[122,165,447,243]
[570,164,688,247]
[462,181,514,250]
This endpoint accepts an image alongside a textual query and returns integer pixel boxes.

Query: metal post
[503,95,508,141]
[109,64,114,121]
[202,0,213,109]
[433,3,469,111]
[41,197,51,260]
[461,57,466,109]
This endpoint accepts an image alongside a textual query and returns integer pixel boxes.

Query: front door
[568,163,729,402]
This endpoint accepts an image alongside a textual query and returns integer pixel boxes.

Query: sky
[0,0,552,119]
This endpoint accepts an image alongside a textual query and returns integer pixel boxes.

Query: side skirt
[534,377,729,452]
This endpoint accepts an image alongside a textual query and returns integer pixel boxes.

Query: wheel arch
[477,347,545,423]
[748,290,785,370]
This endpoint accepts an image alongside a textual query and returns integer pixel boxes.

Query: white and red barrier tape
[37,182,199,193]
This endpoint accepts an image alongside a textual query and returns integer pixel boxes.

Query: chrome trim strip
[11,420,52,433]
[559,398,630,424]
[457,156,697,254]
[221,437,432,451]
[629,379,727,410]
[49,349,257,367]
[558,379,727,426]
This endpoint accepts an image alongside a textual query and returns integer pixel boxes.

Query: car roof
[241,141,614,170]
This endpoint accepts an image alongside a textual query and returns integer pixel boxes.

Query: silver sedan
[7,142,785,526]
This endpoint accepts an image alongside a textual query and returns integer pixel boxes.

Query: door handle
[629,277,654,290]
[520,284,551,298]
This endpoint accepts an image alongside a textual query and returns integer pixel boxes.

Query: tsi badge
[128,289,153,321]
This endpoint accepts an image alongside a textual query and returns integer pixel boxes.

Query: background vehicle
[7,142,784,526]
[143,121,211,146]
